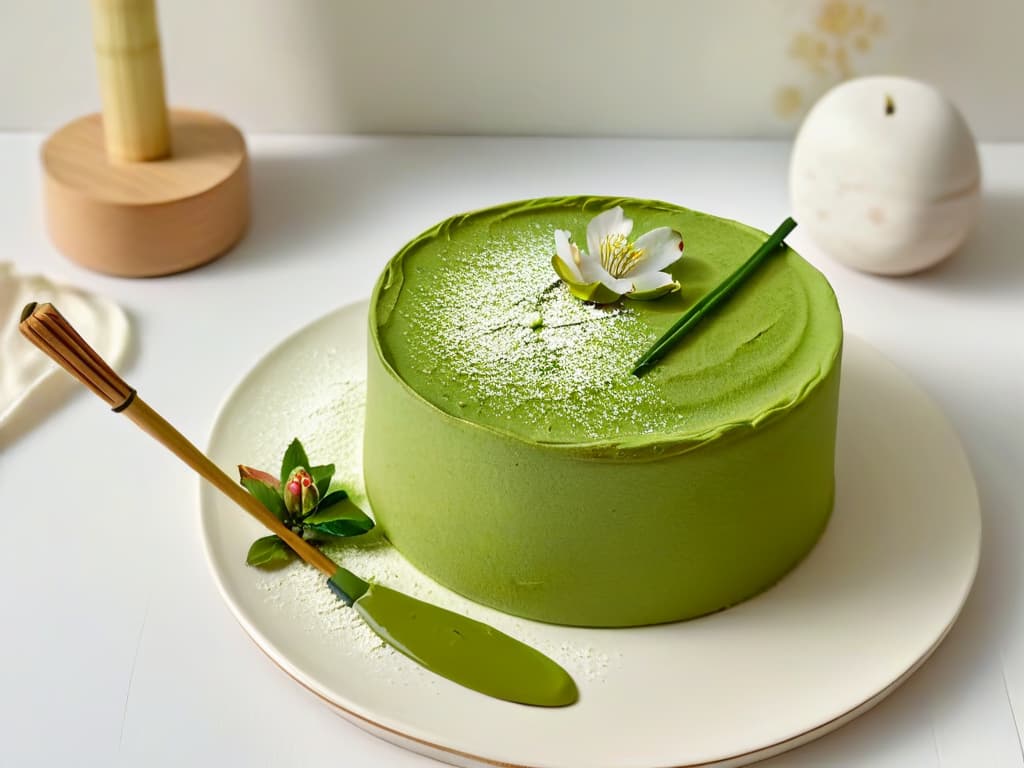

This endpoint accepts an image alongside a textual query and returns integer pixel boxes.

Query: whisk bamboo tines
[20,301,135,409]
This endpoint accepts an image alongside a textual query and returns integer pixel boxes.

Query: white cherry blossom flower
[551,206,684,304]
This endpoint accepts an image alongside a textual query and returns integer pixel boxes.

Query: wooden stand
[41,0,249,277]
[42,110,249,277]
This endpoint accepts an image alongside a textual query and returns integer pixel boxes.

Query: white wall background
[2,0,1022,139]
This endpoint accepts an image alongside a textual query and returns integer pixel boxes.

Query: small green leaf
[238,464,280,491]
[304,497,364,524]
[246,535,293,568]
[242,477,287,520]
[310,464,335,498]
[567,280,623,305]
[280,438,310,486]
[317,489,350,509]
[307,520,375,538]
[551,253,580,285]
[305,495,375,538]
[551,255,623,305]
[628,280,681,301]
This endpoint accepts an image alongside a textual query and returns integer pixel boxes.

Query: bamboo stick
[90,0,171,161]
[122,398,337,576]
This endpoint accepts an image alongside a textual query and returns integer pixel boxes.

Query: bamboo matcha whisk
[18,301,579,707]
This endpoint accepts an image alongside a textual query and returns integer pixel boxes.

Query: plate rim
[244,615,959,768]
[198,300,981,768]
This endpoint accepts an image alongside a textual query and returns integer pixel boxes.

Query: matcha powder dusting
[393,229,672,441]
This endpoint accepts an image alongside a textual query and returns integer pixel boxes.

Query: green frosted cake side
[364,196,843,627]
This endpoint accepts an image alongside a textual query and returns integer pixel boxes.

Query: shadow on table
[911,189,1024,297]
[207,134,611,280]
[210,138,508,277]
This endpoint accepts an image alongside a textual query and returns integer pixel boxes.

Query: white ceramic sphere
[790,76,981,275]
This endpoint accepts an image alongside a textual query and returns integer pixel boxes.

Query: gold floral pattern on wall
[775,1,887,119]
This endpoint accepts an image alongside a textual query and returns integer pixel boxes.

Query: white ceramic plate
[200,301,980,768]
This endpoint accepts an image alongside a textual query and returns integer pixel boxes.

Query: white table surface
[0,133,1021,768]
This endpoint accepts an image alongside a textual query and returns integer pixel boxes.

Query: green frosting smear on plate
[375,196,841,454]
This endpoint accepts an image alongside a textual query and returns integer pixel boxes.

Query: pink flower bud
[284,468,319,517]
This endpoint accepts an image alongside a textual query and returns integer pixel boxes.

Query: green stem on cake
[631,217,798,377]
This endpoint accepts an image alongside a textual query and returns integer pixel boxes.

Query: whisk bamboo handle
[18,302,337,576]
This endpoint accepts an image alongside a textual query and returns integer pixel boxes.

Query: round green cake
[364,196,842,627]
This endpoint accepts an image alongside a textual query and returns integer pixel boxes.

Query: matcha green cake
[364,196,842,627]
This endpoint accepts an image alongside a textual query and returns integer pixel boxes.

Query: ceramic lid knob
[789,76,981,276]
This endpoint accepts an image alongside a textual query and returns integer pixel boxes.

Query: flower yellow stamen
[600,234,646,278]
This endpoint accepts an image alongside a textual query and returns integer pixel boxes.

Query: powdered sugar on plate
[251,359,619,685]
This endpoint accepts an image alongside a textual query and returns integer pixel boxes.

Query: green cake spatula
[20,301,578,708]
